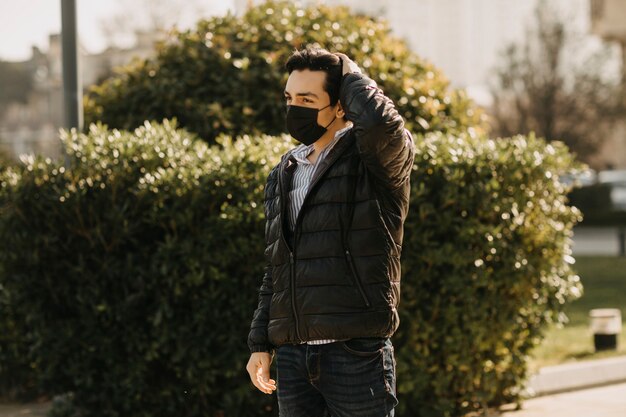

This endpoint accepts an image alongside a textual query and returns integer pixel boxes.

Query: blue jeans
[275,337,399,417]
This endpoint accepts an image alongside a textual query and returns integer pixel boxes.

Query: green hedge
[0,262,41,401]
[84,0,486,143]
[0,123,583,416]
[0,120,292,416]
[0,150,40,402]
[397,131,584,415]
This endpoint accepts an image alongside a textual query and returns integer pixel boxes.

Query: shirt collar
[292,122,353,163]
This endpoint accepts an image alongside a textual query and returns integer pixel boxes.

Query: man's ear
[335,101,346,118]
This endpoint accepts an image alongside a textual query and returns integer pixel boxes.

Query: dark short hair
[285,46,343,106]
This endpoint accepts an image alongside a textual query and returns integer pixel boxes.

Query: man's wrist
[250,343,274,354]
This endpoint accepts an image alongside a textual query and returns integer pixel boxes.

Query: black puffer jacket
[248,71,416,353]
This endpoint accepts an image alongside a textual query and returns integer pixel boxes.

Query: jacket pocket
[344,248,371,308]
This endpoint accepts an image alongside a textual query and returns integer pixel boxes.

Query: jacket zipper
[278,161,303,343]
[289,251,300,342]
[344,248,371,308]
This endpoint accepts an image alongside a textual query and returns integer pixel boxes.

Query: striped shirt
[288,123,353,345]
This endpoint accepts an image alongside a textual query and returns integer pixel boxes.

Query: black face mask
[285,103,337,146]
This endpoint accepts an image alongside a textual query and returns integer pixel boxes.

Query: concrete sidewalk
[527,355,626,395]
[500,382,626,417]
[1,383,625,417]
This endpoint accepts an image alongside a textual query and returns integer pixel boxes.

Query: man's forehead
[284,69,326,95]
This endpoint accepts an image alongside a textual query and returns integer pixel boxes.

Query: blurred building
[333,0,542,107]
[3,0,624,167]
[236,0,626,169]
[235,0,538,105]
[589,0,626,169]
[0,30,159,160]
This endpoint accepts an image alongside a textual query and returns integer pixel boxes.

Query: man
[246,46,415,417]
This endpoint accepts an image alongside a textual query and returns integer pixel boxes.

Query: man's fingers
[256,367,277,391]
[257,380,274,394]
[257,375,276,393]
[255,376,275,394]
[257,374,276,388]
[248,368,274,394]
[334,52,361,75]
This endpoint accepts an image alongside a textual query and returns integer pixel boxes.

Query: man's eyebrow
[283,90,319,98]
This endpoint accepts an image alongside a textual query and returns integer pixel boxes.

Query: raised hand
[334,52,362,76]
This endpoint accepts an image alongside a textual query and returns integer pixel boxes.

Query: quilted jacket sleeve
[247,164,280,354]
[339,72,416,190]
[247,264,274,353]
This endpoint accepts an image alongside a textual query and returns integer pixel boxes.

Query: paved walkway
[2,383,626,416]
[500,382,626,417]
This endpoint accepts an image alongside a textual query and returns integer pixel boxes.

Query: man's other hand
[334,52,362,76]
[246,351,277,394]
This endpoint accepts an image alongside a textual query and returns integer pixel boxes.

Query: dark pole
[622,42,626,88]
[621,43,626,259]
[60,0,82,168]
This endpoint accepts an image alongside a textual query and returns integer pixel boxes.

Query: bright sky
[0,0,235,61]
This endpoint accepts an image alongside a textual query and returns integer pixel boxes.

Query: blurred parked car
[560,168,597,188]
[598,170,626,210]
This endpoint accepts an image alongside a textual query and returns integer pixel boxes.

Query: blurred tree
[0,145,16,170]
[85,0,486,144]
[489,0,625,165]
